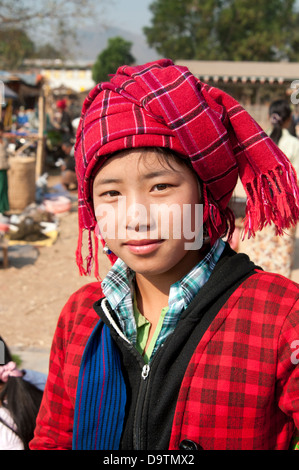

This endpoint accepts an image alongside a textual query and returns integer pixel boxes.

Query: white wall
[42,68,95,93]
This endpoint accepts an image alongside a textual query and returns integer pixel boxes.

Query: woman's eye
[152,183,171,191]
[101,190,120,197]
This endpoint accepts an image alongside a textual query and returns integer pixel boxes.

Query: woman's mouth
[124,239,164,254]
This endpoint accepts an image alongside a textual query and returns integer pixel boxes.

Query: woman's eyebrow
[141,169,176,179]
[95,169,175,186]
[94,177,122,186]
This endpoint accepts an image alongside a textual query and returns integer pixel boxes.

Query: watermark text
[290,80,299,105]
[0,339,5,365]
[291,339,299,365]
[0,80,5,106]
[95,201,204,250]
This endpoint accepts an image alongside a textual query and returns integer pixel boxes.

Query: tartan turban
[74,59,299,276]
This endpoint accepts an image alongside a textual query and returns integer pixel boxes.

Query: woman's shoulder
[244,268,299,296]
[68,281,104,304]
[238,268,299,322]
[56,281,104,341]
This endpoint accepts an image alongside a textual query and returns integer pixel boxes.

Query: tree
[0,28,35,69]
[92,36,136,83]
[0,0,106,58]
[0,28,63,69]
[144,0,299,61]
[34,43,63,60]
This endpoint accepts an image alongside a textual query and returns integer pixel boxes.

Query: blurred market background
[1,0,299,372]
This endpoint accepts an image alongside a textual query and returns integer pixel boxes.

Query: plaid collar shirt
[101,239,225,359]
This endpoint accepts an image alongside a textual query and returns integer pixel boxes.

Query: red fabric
[74,59,299,276]
[169,271,299,450]
[30,272,299,450]
[30,283,101,450]
[56,99,67,110]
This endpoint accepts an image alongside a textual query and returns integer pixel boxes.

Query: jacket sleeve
[29,304,75,449]
[29,283,101,450]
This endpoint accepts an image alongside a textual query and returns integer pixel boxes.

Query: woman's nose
[126,199,150,232]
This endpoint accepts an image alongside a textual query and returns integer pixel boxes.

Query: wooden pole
[0,80,3,121]
[35,91,45,179]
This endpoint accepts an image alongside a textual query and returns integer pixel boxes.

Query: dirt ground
[0,174,111,357]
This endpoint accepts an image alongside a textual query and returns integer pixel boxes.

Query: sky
[29,0,154,56]
[100,0,153,35]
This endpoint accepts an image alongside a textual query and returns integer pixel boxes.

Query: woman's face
[93,148,204,280]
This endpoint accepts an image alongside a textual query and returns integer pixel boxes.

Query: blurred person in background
[269,99,299,177]
[0,122,9,216]
[240,99,299,278]
[60,136,77,191]
[54,99,74,137]
[0,337,46,450]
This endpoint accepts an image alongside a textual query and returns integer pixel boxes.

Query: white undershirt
[0,407,24,450]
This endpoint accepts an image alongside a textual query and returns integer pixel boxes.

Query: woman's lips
[124,239,164,254]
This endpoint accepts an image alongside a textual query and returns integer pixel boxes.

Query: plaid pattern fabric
[30,269,299,450]
[101,239,225,360]
[74,59,299,276]
[169,271,299,450]
[101,259,135,342]
[30,283,102,449]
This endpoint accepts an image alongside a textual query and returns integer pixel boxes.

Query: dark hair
[0,337,43,450]
[62,134,75,147]
[92,146,194,185]
[154,146,193,169]
[269,99,292,145]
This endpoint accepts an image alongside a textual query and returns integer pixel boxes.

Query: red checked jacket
[30,247,299,450]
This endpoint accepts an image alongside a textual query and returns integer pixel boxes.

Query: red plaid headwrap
[74,59,299,276]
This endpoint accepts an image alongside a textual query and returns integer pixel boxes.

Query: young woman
[30,60,299,450]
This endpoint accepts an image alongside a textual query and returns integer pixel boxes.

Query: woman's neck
[135,274,169,322]
[134,246,208,323]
